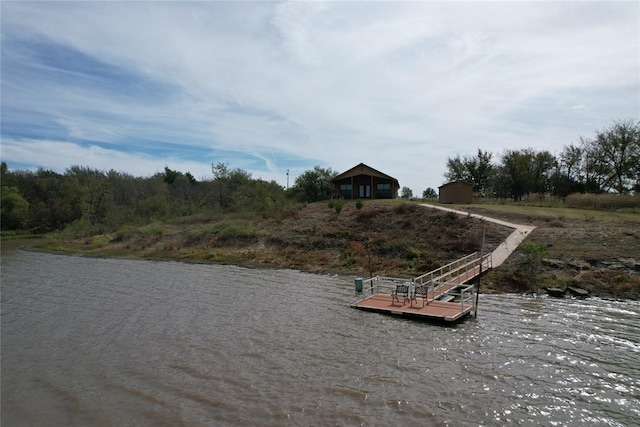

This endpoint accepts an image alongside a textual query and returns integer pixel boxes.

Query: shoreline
[6,240,639,302]
[3,201,639,300]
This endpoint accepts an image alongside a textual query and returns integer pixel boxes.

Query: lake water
[2,250,639,426]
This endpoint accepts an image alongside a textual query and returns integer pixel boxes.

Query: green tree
[1,186,30,230]
[211,162,233,209]
[493,150,526,200]
[444,149,494,195]
[587,119,640,194]
[163,166,181,185]
[66,165,112,225]
[552,142,586,197]
[445,155,469,182]
[401,187,413,199]
[493,149,553,200]
[226,168,253,211]
[24,169,84,231]
[163,166,203,215]
[422,187,437,199]
[0,162,9,186]
[291,166,337,202]
[232,179,287,215]
[211,162,230,180]
[531,150,555,196]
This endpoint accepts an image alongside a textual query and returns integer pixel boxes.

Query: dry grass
[455,203,640,299]
[35,199,640,299]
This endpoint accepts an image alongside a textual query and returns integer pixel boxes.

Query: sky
[1,1,638,194]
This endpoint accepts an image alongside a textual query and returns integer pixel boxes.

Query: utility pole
[286,170,289,189]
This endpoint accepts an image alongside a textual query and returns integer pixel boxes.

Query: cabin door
[358,184,371,198]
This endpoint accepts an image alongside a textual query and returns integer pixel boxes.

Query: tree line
[2,118,637,233]
[0,162,321,233]
[444,119,639,200]
[0,158,352,233]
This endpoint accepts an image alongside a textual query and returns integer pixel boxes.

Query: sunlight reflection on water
[1,251,639,426]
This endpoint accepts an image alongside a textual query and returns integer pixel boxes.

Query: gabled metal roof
[438,180,473,189]
[332,163,399,183]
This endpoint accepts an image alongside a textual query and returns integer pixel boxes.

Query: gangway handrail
[413,252,478,283]
[413,252,492,287]
[423,258,478,284]
[415,257,475,286]
[358,252,491,312]
[353,251,492,321]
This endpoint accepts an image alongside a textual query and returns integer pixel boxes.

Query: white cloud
[1,1,638,192]
[1,137,166,176]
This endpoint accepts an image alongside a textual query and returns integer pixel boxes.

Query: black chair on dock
[391,284,410,305]
[411,285,428,308]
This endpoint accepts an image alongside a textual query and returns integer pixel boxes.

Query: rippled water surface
[2,251,639,426]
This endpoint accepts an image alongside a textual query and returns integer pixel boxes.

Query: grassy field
[18,198,640,300]
[455,201,640,298]
[457,201,639,221]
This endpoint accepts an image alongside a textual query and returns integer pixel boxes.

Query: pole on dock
[474,228,486,318]
[366,238,373,280]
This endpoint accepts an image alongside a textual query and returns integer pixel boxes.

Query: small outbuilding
[332,163,399,199]
[438,181,473,204]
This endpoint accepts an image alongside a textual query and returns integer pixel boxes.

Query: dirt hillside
[34,200,640,299]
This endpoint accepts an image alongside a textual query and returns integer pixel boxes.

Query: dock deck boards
[351,251,487,323]
[351,293,473,322]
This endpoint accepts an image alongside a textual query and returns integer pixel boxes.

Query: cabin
[438,181,473,204]
[332,163,399,199]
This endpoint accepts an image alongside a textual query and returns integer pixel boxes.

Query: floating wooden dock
[351,252,491,323]
[351,293,474,322]
[352,204,538,323]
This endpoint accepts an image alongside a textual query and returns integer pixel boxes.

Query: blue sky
[1,1,638,193]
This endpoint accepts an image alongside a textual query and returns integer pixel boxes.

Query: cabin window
[377,183,392,198]
[339,184,352,197]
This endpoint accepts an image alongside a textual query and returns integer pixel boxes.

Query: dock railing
[358,252,491,314]
[361,276,411,296]
[413,252,483,286]
[412,252,491,304]
[458,283,476,313]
